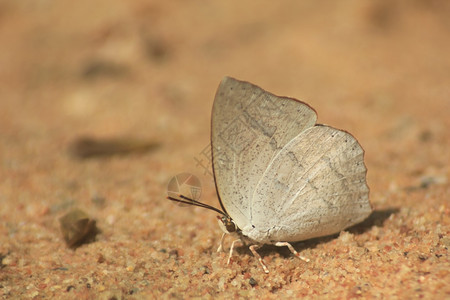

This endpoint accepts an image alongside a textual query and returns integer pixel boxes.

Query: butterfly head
[217,215,239,234]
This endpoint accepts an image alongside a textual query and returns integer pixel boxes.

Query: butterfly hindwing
[251,125,371,242]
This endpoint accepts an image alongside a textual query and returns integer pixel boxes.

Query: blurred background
[1,0,448,194]
[0,0,449,298]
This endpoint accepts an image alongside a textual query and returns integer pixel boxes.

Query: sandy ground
[0,0,449,299]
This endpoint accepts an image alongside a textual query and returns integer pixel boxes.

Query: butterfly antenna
[167,195,226,216]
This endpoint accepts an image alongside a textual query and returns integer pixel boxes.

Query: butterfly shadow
[346,207,400,235]
[235,208,400,258]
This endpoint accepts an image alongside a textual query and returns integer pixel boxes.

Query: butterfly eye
[219,216,237,233]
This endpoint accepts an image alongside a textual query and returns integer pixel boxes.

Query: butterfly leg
[274,242,310,263]
[249,244,269,273]
[217,232,227,252]
[227,238,243,265]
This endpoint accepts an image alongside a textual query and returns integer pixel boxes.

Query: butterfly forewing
[211,77,317,230]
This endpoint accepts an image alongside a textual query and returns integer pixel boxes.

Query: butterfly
[168,76,372,273]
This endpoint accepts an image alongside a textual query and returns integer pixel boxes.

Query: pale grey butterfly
[168,77,372,273]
